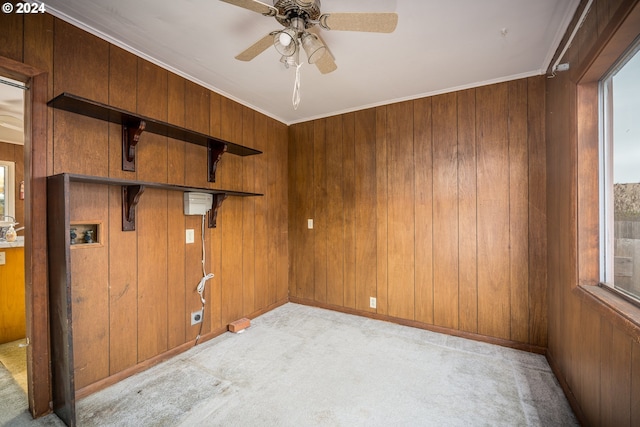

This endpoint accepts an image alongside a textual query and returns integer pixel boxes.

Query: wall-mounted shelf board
[47,93,261,180]
[54,173,261,231]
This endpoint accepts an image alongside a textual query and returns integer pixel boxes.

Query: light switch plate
[186,229,195,244]
[307,219,313,229]
[0,252,5,265]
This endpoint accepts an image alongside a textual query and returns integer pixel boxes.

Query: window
[0,160,15,219]
[600,38,640,303]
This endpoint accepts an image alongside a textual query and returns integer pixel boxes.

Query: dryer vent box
[184,192,213,216]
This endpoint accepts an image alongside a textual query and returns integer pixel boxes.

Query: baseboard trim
[545,350,587,426]
[75,298,288,400]
[289,297,546,354]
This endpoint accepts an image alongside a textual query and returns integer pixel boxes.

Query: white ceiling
[41,0,579,125]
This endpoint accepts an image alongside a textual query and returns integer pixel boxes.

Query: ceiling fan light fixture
[274,27,297,56]
[301,32,326,64]
[280,54,297,69]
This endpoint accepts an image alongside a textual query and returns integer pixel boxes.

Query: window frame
[575,1,640,341]
[598,37,640,305]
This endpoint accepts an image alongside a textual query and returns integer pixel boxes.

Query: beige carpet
[2,304,578,426]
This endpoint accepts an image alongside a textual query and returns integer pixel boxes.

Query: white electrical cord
[195,213,214,345]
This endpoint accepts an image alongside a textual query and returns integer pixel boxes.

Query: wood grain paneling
[432,93,458,330]
[343,113,356,309]
[137,189,169,362]
[166,191,186,349]
[288,122,314,300]
[600,325,632,426]
[354,109,376,312]
[108,46,137,180]
[220,97,244,325]
[508,79,529,343]
[326,115,344,307]
[387,101,415,320]
[69,183,109,389]
[527,76,547,347]
[166,73,186,348]
[242,107,256,314]
[136,60,168,184]
[53,20,109,177]
[457,89,478,333]
[254,113,269,310]
[108,186,137,373]
[477,83,510,340]
[0,13,23,61]
[375,106,389,315]
[288,79,547,347]
[207,92,223,332]
[5,13,289,407]
[313,119,328,303]
[414,98,433,324]
[167,72,186,186]
[275,121,289,303]
[546,1,640,425]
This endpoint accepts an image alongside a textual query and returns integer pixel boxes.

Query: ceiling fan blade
[315,51,337,74]
[235,33,275,61]
[319,12,398,33]
[219,0,277,16]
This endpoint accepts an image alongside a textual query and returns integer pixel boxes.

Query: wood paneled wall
[1,14,288,394]
[288,77,547,348]
[0,141,24,224]
[546,0,640,426]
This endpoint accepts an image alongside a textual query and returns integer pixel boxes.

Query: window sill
[575,284,640,343]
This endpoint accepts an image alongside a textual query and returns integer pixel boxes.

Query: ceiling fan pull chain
[293,61,302,110]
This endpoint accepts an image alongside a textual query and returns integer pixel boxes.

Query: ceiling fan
[220,0,398,75]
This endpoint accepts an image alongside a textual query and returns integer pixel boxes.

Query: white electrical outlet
[370,297,376,309]
[0,252,5,265]
[307,219,314,229]
[191,309,203,325]
[186,229,195,244]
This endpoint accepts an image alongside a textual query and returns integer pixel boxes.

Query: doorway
[0,55,50,419]
[0,75,28,400]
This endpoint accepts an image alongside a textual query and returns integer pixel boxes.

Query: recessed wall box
[184,192,213,215]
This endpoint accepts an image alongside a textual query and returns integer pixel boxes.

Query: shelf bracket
[122,119,146,172]
[122,185,145,231]
[207,140,228,182]
[207,194,228,228]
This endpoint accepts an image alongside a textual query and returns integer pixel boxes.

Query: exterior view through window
[601,38,640,303]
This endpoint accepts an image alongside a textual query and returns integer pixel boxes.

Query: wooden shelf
[62,173,261,197]
[53,173,261,230]
[47,93,261,181]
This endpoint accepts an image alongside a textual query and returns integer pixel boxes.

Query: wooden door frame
[0,55,51,418]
